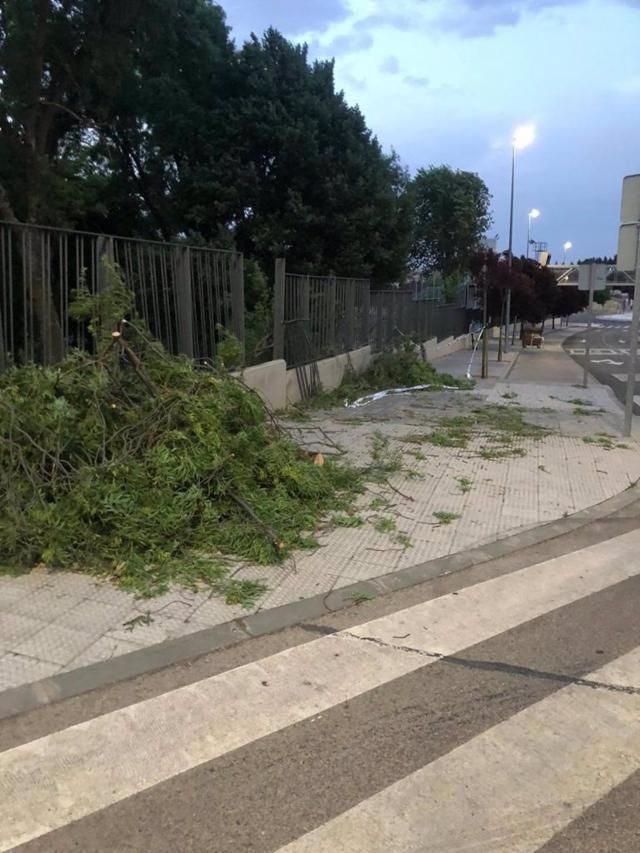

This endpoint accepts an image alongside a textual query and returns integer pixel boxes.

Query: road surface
[3,503,640,852]
[564,318,640,412]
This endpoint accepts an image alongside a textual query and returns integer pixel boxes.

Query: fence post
[345,279,356,351]
[361,282,370,348]
[273,257,286,360]
[0,302,6,372]
[174,247,194,359]
[327,273,336,354]
[230,252,245,355]
[374,294,383,352]
[96,236,115,291]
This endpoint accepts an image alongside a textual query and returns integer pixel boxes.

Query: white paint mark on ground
[3,530,640,850]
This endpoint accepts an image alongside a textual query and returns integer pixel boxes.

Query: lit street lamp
[527,208,540,258]
[504,123,536,357]
[563,241,572,264]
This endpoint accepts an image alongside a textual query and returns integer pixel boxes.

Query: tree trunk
[0,182,65,364]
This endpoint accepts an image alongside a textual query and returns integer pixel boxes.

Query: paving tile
[13,624,96,666]
[0,613,49,647]
[63,636,146,669]
[0,653,61,690]
[0,580,35,606]
[59,599,134,635]
[12,590,82,621]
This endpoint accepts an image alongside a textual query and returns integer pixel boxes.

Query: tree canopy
[470,251,586,324]
[410,166,492,277]
[0,1,411,283]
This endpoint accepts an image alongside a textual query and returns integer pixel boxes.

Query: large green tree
[0,0,239,236]
[410,165,492,276]
[1,5,411,284]
[230,30,411,282]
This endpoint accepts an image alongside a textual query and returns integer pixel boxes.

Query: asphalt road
[4,501,640,852]
[564,317,640,411]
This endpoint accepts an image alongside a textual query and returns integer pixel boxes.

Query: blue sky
[222,0,640,262]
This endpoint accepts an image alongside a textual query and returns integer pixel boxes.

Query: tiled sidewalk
[1,335,637,691]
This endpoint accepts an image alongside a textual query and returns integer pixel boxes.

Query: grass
[331,514,365,528]
[480,446,527,460]
[573,407,607,417]
[369,496,392,511]
[351,590,374,604]
[433,510,461,526]
[366,432,403,482]
[393,531,413,549]
[403,405,547,460]
[456,477,473,493]
[221,578,267,608]
[373,516,397,534]
[406,448,427,461]
[583,434,629,451]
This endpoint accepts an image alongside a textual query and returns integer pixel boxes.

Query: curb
[2,483,640,721]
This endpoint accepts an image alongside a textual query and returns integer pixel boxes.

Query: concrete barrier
[239,336,469,411]
[240,359,287,410]
[286,345,372,405]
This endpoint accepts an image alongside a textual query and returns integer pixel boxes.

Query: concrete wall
[286,345,372,405]
[240,335,470,410]
[239,359,287,410]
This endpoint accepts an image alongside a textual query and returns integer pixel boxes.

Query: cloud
[222,0,350,43]
[353,12,415,31]
[404,75,430,88]
[615,76,640,95]
[320,31,375,57]
[431,0,593,38]
[380,56,401,74]
[341,71,368,93]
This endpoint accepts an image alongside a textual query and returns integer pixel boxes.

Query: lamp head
[513,123,536,150]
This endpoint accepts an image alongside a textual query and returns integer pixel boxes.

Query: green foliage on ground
[310,341,474,408]
[401,404,547,458]
[0,269,362,597]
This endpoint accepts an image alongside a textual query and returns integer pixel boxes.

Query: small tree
[411,166,492,276]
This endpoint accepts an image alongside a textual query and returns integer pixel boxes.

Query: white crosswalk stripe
[278,648,640,853]
[3,530,640,850]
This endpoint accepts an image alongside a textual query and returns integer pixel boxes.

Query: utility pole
[503,144,517,359]
[481,263,489,379]
[623,224,640,437]
[582,263,595,389]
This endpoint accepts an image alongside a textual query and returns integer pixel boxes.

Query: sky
[222,0,640,263]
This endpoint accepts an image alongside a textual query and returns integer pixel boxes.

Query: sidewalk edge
[1,484,639,720]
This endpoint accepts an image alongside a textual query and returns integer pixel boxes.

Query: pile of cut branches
[0,265,361,597]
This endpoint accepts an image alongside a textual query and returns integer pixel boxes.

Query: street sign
[577,264,608,291]
[618,174,640,272]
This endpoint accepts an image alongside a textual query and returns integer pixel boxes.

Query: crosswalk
[4,529,640,851]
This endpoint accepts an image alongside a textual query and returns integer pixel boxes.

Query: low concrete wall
[240,359,287,410]
[422,333,471,359]
[286,345,372,405]
[240,336,469,411]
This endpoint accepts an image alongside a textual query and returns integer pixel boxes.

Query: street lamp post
[503,123,536,359]
[563,241,572,264]
[527,209,540,258]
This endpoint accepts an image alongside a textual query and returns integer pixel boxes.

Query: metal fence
[370,289,469,352]
[273,258,370,367]
[0,221,244,369]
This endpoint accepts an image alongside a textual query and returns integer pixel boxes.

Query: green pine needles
[0,264,361,597]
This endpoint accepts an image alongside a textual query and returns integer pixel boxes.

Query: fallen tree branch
[229,492,283,557]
